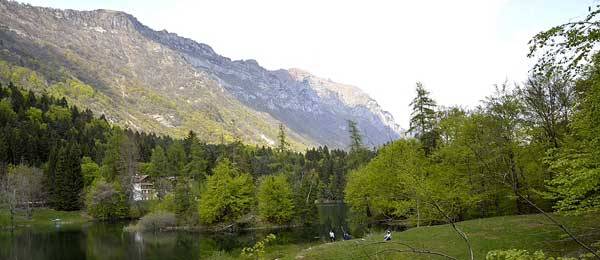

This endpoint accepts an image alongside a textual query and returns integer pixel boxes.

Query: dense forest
[0,80,373,227]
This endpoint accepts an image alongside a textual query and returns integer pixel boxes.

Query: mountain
[0,0,401,149]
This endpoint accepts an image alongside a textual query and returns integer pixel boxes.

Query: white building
[132,175,157,201]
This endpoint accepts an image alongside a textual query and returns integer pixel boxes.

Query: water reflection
[0,203,361,259]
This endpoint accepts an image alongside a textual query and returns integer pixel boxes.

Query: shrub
[85,178,128,220]
[486,249,583,260]
[133,211,176,232]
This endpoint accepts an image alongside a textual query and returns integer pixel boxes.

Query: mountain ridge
[0,0,401,149]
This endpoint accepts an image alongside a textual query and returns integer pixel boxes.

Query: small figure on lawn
[384,230,392,241]
[341,226,352,240]
[329,230,336,242]
[343,232,352,240]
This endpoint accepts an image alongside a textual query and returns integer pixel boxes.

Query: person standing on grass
[329,230,336,242]
[384,230,392,241]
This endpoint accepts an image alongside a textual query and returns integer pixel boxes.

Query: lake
[0,203,364,259]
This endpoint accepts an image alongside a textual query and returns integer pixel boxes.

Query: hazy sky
[18,0,593,127]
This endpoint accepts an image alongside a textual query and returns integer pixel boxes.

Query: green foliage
[49,142,84,211]
[198,159,255,224]
[345,138,474,224]
[167,141,186,175]
[409,82,438,155]
[185,140,208,180]
[345,139,427,220]
[347,120,363,151]
[277,123,289,153]
[81,156,100,188]
[241,234,276,260]
[0,98,16,124]
[151,193,176,213]
[85,178,129,220]
[128,211,176,232]
[148,146,168,177]
[528,4,600,76]
[545,54,600,214]
[486,249,583,260]
[174,179,195,224]
[46,105,71,122]
[257,174,294,224]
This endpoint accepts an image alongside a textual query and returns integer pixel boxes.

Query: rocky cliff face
[0,0,401,149]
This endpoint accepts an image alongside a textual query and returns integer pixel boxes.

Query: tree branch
[430,200,474,260]
[363,241,458,260]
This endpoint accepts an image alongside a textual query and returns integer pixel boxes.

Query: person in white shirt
[384,230,392,241]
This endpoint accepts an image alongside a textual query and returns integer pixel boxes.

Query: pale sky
[18,0,594,127]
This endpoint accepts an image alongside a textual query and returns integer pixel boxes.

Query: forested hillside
[0,80,373,227]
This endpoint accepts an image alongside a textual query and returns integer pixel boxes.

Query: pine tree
[44,146,59,208]
[174,179,193,224]
[347,120,372,170]
[347,120,363,152]
[102,130,126,182]
[53,142,83,211]
[183,130,198,157]
[184,140,208,181]
[167,141,186,176]
[409,82,438,155]
[149,146,168,177]
[276,123,289,152]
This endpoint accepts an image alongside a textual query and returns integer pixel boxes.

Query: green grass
[297,213,600,259]
[0,208,91,228]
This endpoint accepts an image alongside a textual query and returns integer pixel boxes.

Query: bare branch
[430,200,474,260]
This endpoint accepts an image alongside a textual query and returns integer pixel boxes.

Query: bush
[150,193,176,213]
[131,211,176,232]
[129,201,151,219]
[85,178,128,220]
[486,249,583,260]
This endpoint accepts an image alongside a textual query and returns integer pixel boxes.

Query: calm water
[0,204,362,260]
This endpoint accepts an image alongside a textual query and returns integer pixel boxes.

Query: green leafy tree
[345,139,427,221]
[483,84,531,213]
[257,174,295,224]
[345,139,471,225]
[528,4,600,76]
[85,177,129,220]
[545,54,600,214]
[518,68,574,149]
[0,98,16,126]
[198,159,254,224]
[82,156,100,188]
[174,179,194,224]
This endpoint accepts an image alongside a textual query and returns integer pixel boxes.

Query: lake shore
[0,208,92,229]
[296,213,600,259]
